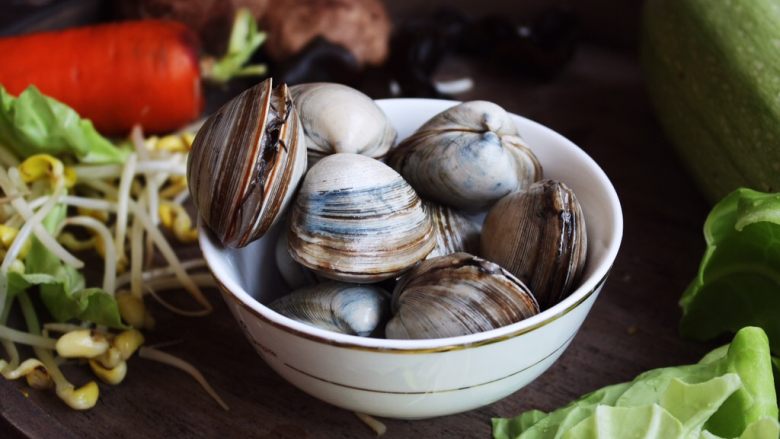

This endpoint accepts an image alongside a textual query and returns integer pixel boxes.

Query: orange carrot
[0,20,203,135]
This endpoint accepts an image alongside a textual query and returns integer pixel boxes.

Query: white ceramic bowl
[199,99,623,419]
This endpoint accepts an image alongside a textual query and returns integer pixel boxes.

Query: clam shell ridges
[386,253,539,339]
[481,179,588,310]
[188,79,307,247]
[289,153,435,282]
[416,100,520,134]
[386,101,542,211]
[275,230,318,290]
[268,282,390,336]
[290,83,397,162]
[425,202,480,258]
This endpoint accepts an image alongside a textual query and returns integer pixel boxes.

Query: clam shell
[268,281,390,336]
[290,83,397,164]
[425,202,480,259]
[480,179,587,310]
[187,78,307,247]
[275,228,319,290]
[386,101,542,211]
[288,153,435,282]
[385,253,539,339]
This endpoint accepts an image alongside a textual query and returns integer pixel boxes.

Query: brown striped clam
[385,253,539,339]
[481,179,587,310]
[187,78,307,247]
[425,202,480,259]
[275,229,319,290]
[268,281,391,337]
[290,83,397,165]
[288,153,435,283]
[386,101,542,211]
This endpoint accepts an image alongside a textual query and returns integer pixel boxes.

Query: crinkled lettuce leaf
[563,404,684,438]
[16,202,126,328]
[492,327,778,439]
[701,418,780,439]
[680,189,780,354]
[0,85,128,164]
[493,382,632,438]
[492,410,547,439]
[705,328,777,437]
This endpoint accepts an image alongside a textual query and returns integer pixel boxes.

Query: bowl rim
[199,98,624,353]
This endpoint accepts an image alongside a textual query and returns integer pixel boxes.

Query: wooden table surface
[0,3,720,438]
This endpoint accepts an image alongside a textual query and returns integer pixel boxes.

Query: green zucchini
[641,0,780,202]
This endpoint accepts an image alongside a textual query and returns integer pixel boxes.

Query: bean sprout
[0,128,223,410]
[114,153,137,266]
[63,216,117,294]
[139,346,229,411]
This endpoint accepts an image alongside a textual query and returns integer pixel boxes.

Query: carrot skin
[0,20,203,135]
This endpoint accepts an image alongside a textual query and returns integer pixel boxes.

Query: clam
[386,101,542,211]
[385,253,539,339]
[425,202,480,259]
[187,78,307,247]
[480,179,587,310]
[290,83,397,164]
[268,282,390,336]
[288,153,435,282]
[275,229,319,289]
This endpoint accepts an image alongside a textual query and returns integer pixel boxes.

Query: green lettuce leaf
[22,202,126,328]
[41,286,124,329]
[705,327,777,437]
[773,356,780,399]
[733,418,780,439]
[659,375,742,436]
[493,383,632,438]
[563,404,684,438]
[492,410,547,438]
[680,189,780,353]
[0,85,128,163]
[700,418,780,439]
[492,327,777,439]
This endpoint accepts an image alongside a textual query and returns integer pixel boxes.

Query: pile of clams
[188,78,588,340]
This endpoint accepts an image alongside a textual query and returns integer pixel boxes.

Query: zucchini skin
[641,0,780,202]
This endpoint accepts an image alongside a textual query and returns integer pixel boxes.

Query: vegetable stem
[0,324,57,349]
[18,291,98,410]
[201,8,267,85]
[129,201,211,313]
[114,153,137,265]
[138,346,228,411]
[64,216,116,294]
[0,168,82,269]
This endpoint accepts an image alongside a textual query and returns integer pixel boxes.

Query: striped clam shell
[385,252,539,339]
[288,153,435,283]
[290,83,397,165]
[187,78,307,247]
[268,281,390,337]
[386,101,542,211]
[275,228,319,290]
[480,179,587,310]
[425,202,480,259]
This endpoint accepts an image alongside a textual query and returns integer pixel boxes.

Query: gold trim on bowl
[214,272,608,354]
[280,332,576,394]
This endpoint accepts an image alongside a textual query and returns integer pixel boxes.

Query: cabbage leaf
[492,327,778,439]
[0,85,128,164]
[10,202,126,328]
[680,189,780,354]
